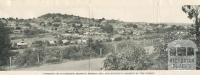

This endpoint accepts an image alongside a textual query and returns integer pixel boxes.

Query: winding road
[14,58,105,71]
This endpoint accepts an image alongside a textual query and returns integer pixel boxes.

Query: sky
[0,0,199,23]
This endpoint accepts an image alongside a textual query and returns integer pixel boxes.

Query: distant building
[13,30,22,34]
[77,39,88,44]
[48,40,57,46]
[144,46,155,55]
[89,26,101,32]
[61,39,70,45]
[7,21,17,29]
[70,40,77,44]
[16,41,28,49]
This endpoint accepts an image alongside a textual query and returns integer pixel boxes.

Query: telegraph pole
[9,57,12,70]
[33,48,40,63]
[60,49,63,61]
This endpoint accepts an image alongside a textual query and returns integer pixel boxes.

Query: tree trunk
[195,16,200,47]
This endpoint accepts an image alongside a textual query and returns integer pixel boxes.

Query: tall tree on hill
[182,5,200,45]
[0,21,11,66]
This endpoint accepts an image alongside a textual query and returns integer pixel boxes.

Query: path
[14,58,105,71]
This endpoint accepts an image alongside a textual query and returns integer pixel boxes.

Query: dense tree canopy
[0,21,11,66]
[101,24,113,33]
[182,5,200,44]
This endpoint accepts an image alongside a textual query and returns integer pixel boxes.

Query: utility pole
[60,49,63,61]
[9,57,12,70]
[80,45,83,55]
[33,48,40,63]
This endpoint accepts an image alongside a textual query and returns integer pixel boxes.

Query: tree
[25,22,31,28]
[101,24,113,33]
[182,5,200,45]
[85,38,101,56]
[15,49,40,66]
[182,5,200,68]
[0,21,11,66]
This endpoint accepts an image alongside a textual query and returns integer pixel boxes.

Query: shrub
[15,47,66,67]
[0,66,6,71]
[82,47,97,57]
[15,49,41,67]
[63,46,81,59]
[45,57,61,64]
[44,47,62,63]
[103,46,152,70]
[62,46,96,60]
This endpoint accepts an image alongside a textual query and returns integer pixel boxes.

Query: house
[7,21,17,29]
[77,39,88,44]
[16,41,28,49]
[13,30,22,34]
[132,30,145,36]
[118,29,125,35]
[74,23,82,27]
[70,40,77,44]
[115,27,125,34]
[61,39,70,45]
[89,26,101,32]
[124,28,133,35]
[52,22,62,27]
[66,27,76,33]
[110,38,115,41]
[144,46,155,55]
[48,40,57,46]
[97,37,111,42]
[82,24,89,28]
[83,32,90,35]
[21,26,30,30]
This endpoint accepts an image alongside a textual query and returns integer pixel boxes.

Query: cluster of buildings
[1,16,181,54]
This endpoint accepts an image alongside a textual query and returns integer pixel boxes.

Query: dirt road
[14,58,105,71]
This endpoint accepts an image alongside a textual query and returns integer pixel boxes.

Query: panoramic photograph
[0,0,199,71]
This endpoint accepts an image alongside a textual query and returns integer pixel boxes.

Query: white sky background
[0,0,199,23]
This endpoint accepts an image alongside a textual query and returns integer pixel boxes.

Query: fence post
[100,48,102,57]
[37,53,40,63]
[114,44,117,53]
[60,50,63,61]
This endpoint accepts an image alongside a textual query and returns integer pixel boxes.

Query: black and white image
[0,0,200,71]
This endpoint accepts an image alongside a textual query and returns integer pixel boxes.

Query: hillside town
[1,13,190,50]
[0,13,196,70]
